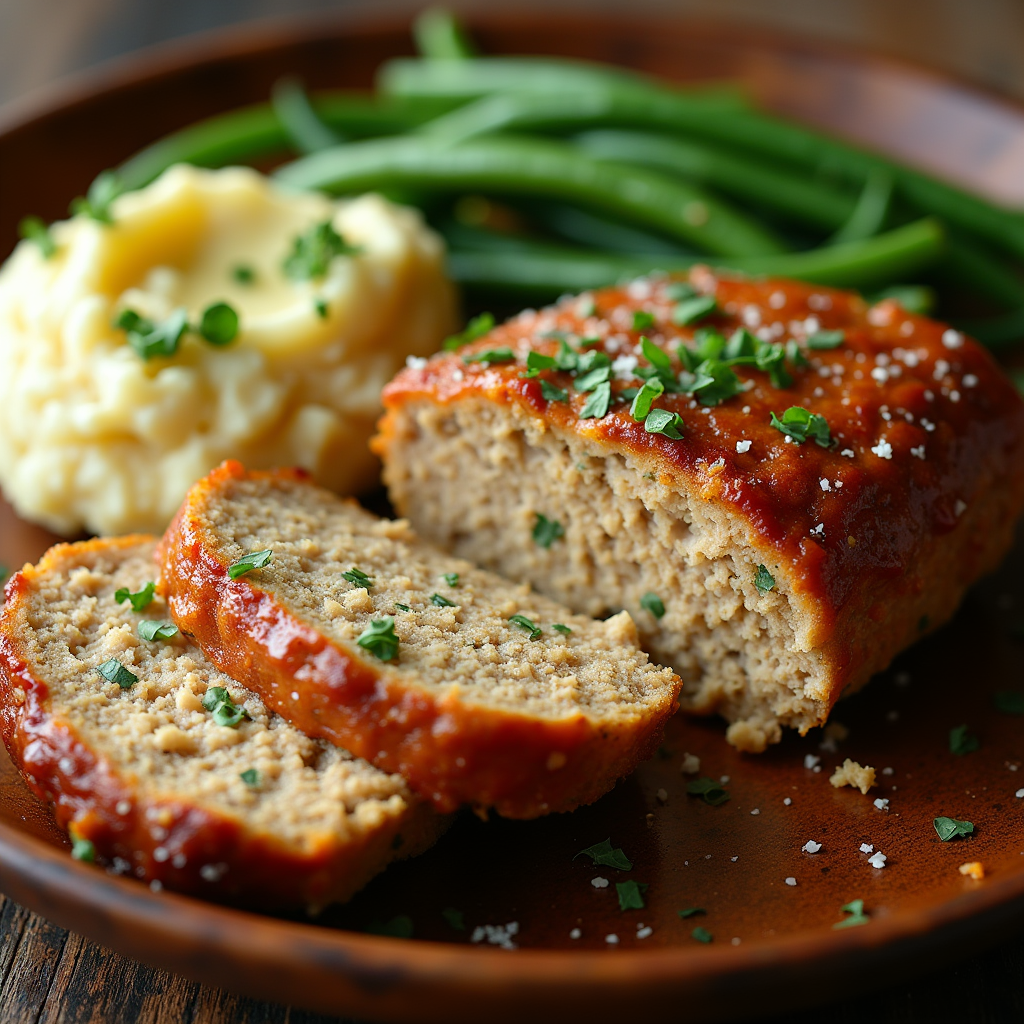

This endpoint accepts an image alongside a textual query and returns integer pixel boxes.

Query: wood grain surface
[0,2,1022,1022]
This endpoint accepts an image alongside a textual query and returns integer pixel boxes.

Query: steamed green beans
[414,8,476,60]
[271,79,343,154]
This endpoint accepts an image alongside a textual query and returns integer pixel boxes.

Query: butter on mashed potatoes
[0,164,457,535]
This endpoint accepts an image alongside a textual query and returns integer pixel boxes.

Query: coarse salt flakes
[605,934,619,945]
[808,294,831,310]
[612,354,639,377]
[804,754,821,770]
[820,478,831,492]
[451,368,464,382]
[116,800,131,815]
[882,767,894,776]
[911,445,926,459]
[637,926,653,939]
[942,329,964,349]
[736,439,752,454]
[962,373,978,388]
[785,877,797,886]
[656,788,669,803]
[570,928,582,939]
[784,798,792,806]
[868,852,887,869]
[471,923,519,949]
[731,937,742,946]
[769,291,786,309]
[871,440,893,459]
[750,808,760,816]
[950,390,961,403]
[841,449,855,458]
[873,798,890,810]
[802,840,822,854]
[1016,788,1024,798]
[405,355,428,370]
[860,843,874,853]
[680,752,701,774]
[592,877,609,888]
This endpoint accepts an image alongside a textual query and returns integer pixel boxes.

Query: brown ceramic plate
[1,12,1023,1023]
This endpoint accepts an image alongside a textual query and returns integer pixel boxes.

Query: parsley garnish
[807,330,845,350]
[949,724,980,755]
[756,342,792,388]
[509,614,541,641]
[664,281,697,302]
[532,513,564,548]
[441,907,465,931]
[678,907,706,919]
[672,295,717,326]
[640,592,666,619]
[724,328,757,360]
[18,216,56,258]
[443,312,494,351]
[430,593,457,608]
[786,340,809,368]
[691,926,713,943]
[232,264,256,285]
[138,620,178,642]
[342,567,374,588]
[115,582,155,612]
[686,777,730,806]
[579,381,611,418]
[575,839,632,870]
[754,565,776,594]
[314,298,329,319]
[116,308,189,360]
[283,220,360,280]
[442,573,459,587]
[97,658,137,689]
[540,380,569,402]
[240,768,260,787]
[770,406,833,447]
[198,302,239,346]
[682,359,742,407]
[202,686,248,728]
[553,623,572,635]
[228,549,273,579]
[367,915,413,938]
[357,618,400,661]
[643,409,684,438]
[463,347,515,365]
[994,690,1024,714]
[70,833,96,863]
[616,880,648,910]
[833,899,869,929]
[629,378,664,422]
[521,350,557,377]
[394,603,411,612]
[632,310,656,331]
[574,365,612,393]
[933,816,974,841]
[70,170,122,224]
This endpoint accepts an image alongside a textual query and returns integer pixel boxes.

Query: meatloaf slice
[375,268,1024,752]
[158,461,680,819]
[0,536,444,909]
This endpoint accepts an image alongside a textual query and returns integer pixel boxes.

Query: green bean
[271,78,343,154]
[829,169,893,244]
[275,135,789,258]
[448,217,943,295]
[115,94,458,191]
[413,8,476,60]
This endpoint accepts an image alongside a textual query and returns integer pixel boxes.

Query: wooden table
[0,2,1022,1021]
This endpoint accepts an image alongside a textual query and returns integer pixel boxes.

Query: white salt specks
[882,767,894,776]
[612,354,639,377]
[860,843,874,853]
[451,368,465,382]
[750,808,760,816]
[405,355,428,370]
[731,856,739,862]
[810,523,825,538]
[802,840,822,854]
[116,800,131,816]
[942,329,964,349]
[637,926,653,939]
[291,691,299,701]
[1015,789,1024,798]
[955,499,967,517]
[720,775,730,784]
[804,754,821,770]
[871,440,893,460]
[911,445,926,460]
[200,863,228,882]
[58,757,74,774]
[680,753,701,775]
[784,798,792,806]
[868,852,888,869]
[841,448,855,458]
[731,937,742,946]
[592,877,610,889]
[570,928,582,939]
[606,934,619,945]
[871,367,889,383]
[769,291,786,309]
[149,880,163,892]
[874,798,890,811]
[742,405,751,415]
[820,478,831,492]
[808,293,832,311]
[785,877,797,886]
[934,359,950,381]
[153,847,169,863]
[736,440,752,454]
[962,373,978,388]
[656,788,669,803]
[471,922,519,949]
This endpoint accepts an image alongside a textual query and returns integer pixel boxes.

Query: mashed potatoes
[0,165,457,535]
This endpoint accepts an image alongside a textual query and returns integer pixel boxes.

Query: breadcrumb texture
[376,269,1024,752]
[829,758,876,794]
[159,462,681,818]
[0,536,444,909]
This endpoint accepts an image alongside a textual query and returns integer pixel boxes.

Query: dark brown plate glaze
[0,12,1023,1023]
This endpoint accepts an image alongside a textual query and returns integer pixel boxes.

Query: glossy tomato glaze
[0,552,436,909]
[382,268,1024,634]
[159,462,679,819]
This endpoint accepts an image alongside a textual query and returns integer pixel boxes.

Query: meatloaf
[0,536,444,909]
[158,461,680,818]
[375,267,1024,752]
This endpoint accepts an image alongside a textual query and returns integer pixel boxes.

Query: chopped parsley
[691,926,713,943]
[682,359,742,407]
[756,342,793,388]
[357,617,400,661]
[442,573,459,587]
[18,216,56,258]
[754,565,776,594]
[949,724,980,755]
[137,620,178,642]
[70,833,96,863]
[232,264,256,285]
[553,623,572,635]
[686,777,730,806]
[202,686,248,728]
[770,406,833,448]
[69,170,122,224]
[807,330,845,350]
[97,658,137,690]
[314,298,329,319]
[574,365,612,393]
[643,409,684,439]
[540,380,569,402]
[342,567,374,588]
[575,838,632,871]
[632,310,656,331]
[579,381,611,419]
[994,690,1024,714]
[115,308,189,360]
[934,816,974,841]
[833,899,869,929]
[430,593,457,608]
[394,603,412,612]
[724,328,757,360]
[785,340,809,368]
[629,378,664,422]
[532,513,564,548]
[367,914,414,938]
[640,335,673,378]
[114,582,155,612]
[0,565,7,585]
[227,549,273,579]
[443,312,494,351]
[282,220,360,280]
[640,592,666,619]
[441,907,465,931]
[509,614,542,641]
[240,768,260,787]
[672,295,717,326]
[664,281,697,302]
[463,347,515,365]
[677,907,706,919]
[198,301,239,346]
[616,880,648,911]
[521,350,557,377]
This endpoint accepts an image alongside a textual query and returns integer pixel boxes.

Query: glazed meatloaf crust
[375,268,1024,752]
[159,461,680,818]
[0,536,444,909]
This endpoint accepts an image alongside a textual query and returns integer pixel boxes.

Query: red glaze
[159,462,680,819]
[380,268,1024,642]
[0,539,442,910]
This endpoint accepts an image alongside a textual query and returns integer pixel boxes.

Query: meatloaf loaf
[158,461,681,818]
[375,268,1024,752]
[0,536,444,909]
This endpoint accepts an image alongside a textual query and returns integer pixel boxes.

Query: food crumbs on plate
[959,862,985,880]
[830,758,876,794]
